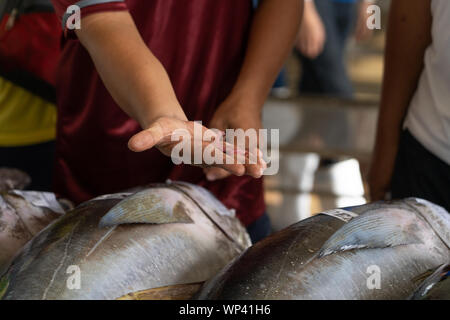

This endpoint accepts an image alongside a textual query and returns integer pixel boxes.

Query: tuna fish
[0,181,251,300]
[0,168,64,272]
[410,262,450,300]
[197,198,450,300]
[0,168,30,192]
[0,190,66,275]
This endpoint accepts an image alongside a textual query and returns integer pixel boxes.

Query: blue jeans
[246,213,272,244]
[296,0,356,98]
[273,68,288,88]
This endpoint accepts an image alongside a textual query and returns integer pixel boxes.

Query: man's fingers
[218,137,266,178]
[200,137,266,180]
[128,118,266,179]
[209,143,265,179]
[218,164,246,177]
[244,149,266,179]
[204,167,232,181]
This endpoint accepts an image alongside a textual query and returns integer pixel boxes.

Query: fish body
[0,168,30,192]
[1,181,250,300]
[0,191,65,274]
[197,199,450,300]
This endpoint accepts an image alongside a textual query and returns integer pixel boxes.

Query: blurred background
[264,0,389,231]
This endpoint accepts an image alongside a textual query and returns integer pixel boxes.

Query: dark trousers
[0,141,55,191]
[296,0,356,98]
[246,213,272,244]
[273,67,288,88]
[391,130,450,212]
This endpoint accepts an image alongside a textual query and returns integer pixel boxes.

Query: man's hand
[129,116,265,178]
[202,97,267,181]
[368,160,394,201]
[296,0,326,59]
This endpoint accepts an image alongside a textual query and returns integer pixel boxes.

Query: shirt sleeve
[51,0,127,36]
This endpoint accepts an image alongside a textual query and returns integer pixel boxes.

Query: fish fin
[99,188,193,228]
[318,208,423,258]
[168,181,251,250]
[410,263,450,299]
[412,268,437,285]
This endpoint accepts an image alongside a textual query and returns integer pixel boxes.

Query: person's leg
[331,0,357,96]
[273,68,288,88]
[391,130,450,212]
[271,67,291,98]
[334,1,357,49]
[297,0,335,95]
[297,0,353,97]
[0,141,55,191]
[246,213,272,244]
[297,50,322,94]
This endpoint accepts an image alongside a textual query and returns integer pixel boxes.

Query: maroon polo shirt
[50,0,265,226]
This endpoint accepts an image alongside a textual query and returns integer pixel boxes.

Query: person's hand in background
[296,0,326,59]
[355,1,375,43]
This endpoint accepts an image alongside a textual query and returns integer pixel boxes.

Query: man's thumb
[128,123,164,152]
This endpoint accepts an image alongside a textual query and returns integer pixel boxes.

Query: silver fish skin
[410,262,450,300]
[0,168,30,192]
[0,191,64,275]
[197,199,450,300]
[1,181,250,300]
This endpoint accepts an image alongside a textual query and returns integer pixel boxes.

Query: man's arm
[228,0,303,108]
[204,0,303,181]
[369,0,432,200]
[76,11,187,136]
[75,11,264,178]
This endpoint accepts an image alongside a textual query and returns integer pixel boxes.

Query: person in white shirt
[370,0,450,211]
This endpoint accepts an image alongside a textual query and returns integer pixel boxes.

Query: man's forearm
[369,0,431,198]
[76,11,187,129]
[375,0,431,148]
[228,0,303,109]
